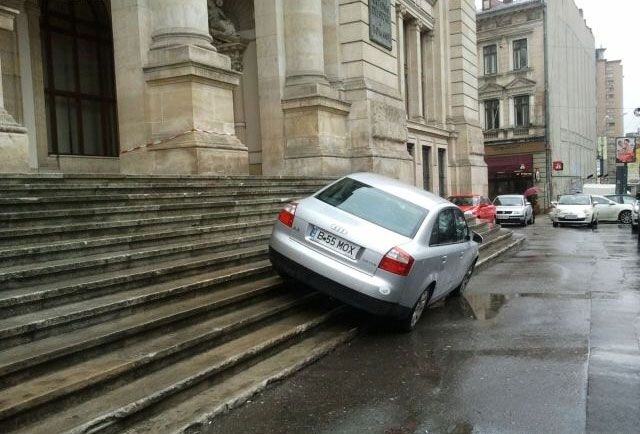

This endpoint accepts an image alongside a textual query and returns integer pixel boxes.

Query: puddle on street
[459,293,508,320]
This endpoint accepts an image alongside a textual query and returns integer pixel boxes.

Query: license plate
[565,214,578,220]
[497,214,507,219]
[309,226,361,260]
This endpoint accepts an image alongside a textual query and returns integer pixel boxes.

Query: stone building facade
[477,0,596,207]
[0,0,486,196]
[595,48,624,181]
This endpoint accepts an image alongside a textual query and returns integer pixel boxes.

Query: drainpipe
[542,0,553,209]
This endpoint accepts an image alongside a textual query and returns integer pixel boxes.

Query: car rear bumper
[268,246,411,318]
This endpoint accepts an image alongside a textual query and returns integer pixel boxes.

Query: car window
[494,196,523,206]
[558,195,591,205]
[453,209,469,242]
[605,195,621,203]
[430,209,456,245]
[592,196,613,205]
[316,177,428,238]
[622,196,635,205]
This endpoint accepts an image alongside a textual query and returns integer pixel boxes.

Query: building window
[438,149,447,198]
[483,44,497,75]
[484,99,500,130]
[422,146,431,191]
[513,38,528,70]
[514,95,530,127]
[41,0,118,157]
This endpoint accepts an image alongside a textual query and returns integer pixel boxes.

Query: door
[422,146,431,192]
[592,196,616,220]
[453,208,474,284]
[429,208,463,298]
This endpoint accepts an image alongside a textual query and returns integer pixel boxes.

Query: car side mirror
[472,232,483,243]
[526,202,532,206]
[551,201,558,207]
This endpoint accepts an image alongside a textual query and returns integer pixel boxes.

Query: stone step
[0,259,273,346]
[0,230,272,289]
[3,303,348,433]
[0,246,269,326]
[0,180,330,196]
[0,187,318,211]
[0,174,336,185]
[476,234,525,272]
[478,228,514,252]
[0,207,283,247]
[0,198,294,229]
[0,219,275,266]
[0,290,319,421]
[0,275,283,381]
[124,320,358,434]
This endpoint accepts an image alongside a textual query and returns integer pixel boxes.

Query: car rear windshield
[449,196,479,206]
[315,177,428,238]
[494,197,523,206]
[558,195,591,205]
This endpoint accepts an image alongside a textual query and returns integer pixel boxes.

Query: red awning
[486,154,533,177]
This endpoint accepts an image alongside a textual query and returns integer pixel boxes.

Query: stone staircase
[0,174,522,433]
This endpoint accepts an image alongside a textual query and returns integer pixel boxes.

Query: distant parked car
[592,195,634,224]
[448,195,496,222]
[550,194,598,228]
[632,199,639,234]
[493,195,534,226]
[269,173,482,332]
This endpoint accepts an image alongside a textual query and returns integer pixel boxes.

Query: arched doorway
[208,0,261,173]
[40,0,118,157]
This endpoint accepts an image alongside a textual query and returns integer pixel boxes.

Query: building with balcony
[0,0,487,196]
[477,0,596,209]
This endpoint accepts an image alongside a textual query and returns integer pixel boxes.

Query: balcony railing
[484,130,499,139]
[513,126,530,136]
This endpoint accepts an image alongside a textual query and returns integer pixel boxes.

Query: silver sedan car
[493,194,534,226]
[269,173,481,331]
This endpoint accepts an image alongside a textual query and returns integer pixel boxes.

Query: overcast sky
[474,0,640,134]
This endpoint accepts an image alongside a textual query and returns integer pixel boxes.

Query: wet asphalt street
[207,222,640,434]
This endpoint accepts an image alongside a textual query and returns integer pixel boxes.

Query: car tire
[531,214,536,224]
[521,218,527,227]
[619,210,632,225]
[397,284,434,333]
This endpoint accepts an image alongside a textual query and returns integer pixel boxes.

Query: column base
[120,130,248,175]
[282,84,352,177]
[0,127,30,173]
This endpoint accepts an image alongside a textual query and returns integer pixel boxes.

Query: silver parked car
[269,173,482,331]
[493,195,534,226]
[550,194,598,228]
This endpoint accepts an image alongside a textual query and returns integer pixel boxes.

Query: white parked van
[581,184,616,196]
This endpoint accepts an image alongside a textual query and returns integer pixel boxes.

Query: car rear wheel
[451,261,476,297]
[619,210,632,225]
[398,285,434,333]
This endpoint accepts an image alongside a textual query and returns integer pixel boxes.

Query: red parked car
[448,195,497,222]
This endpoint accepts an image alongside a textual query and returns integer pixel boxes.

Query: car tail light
[277,202,297,228]
[378,247,414,276]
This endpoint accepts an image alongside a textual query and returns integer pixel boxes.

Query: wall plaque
[369,0,392,50]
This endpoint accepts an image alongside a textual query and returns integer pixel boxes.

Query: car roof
[346,172,449,210]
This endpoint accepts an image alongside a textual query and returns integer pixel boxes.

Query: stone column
[396,3,406,101]
[119,0,248,175]
[422,31,435,123]
[0,5,29,173]
[447,0,487,195]
[405,19,424,121]
[283,0,327,88]
[280,0,351,177]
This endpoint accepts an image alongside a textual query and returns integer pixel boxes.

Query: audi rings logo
[330,224,348,235]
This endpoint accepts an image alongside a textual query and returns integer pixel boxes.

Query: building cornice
[477,0,544,21]
[396,0,435,31]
